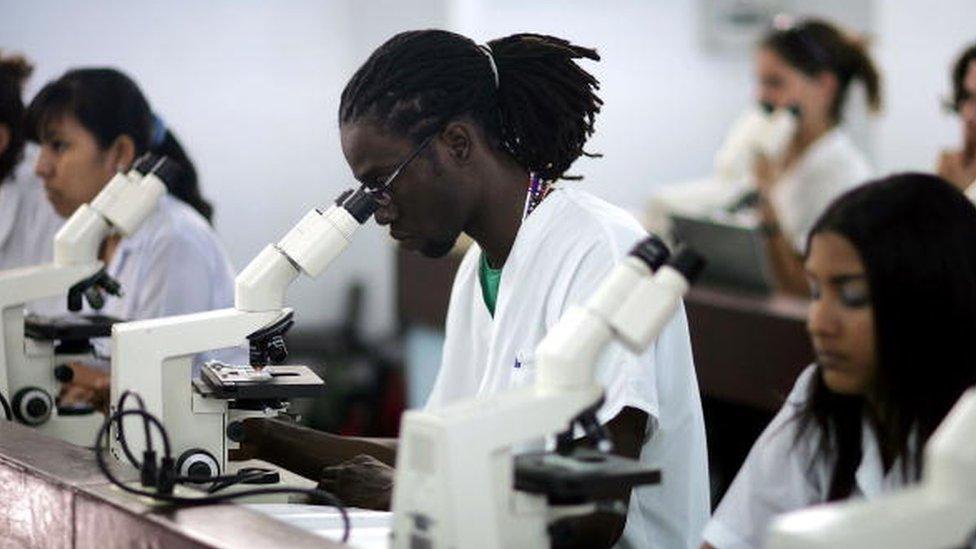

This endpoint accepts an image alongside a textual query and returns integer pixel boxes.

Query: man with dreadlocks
[234,30,709,548]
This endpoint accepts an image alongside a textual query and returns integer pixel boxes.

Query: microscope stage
[514,449,661,504]
[196,362,327,400]
[24,313,122,341]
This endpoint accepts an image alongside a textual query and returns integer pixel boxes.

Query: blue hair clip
[150,112,167,148]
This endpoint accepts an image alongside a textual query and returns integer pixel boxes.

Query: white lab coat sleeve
[702,366,825,549]
[550,240,664,431]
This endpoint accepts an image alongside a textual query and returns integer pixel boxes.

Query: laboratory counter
[0,420,345,549]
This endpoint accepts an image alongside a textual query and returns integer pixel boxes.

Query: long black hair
[797,173,976,500]
[762,18,882,122]
[25,68,214,222]
[0,51,32,183]
[339,30,603,182]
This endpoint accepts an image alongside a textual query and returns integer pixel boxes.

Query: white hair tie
[478,44,500,89]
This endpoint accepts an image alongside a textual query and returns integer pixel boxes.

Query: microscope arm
[767,388,976,549]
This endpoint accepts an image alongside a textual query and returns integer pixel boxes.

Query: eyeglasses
[374,133,437,196]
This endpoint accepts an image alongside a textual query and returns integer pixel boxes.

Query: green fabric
[479,252,503,316]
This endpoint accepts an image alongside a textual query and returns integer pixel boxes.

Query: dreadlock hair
[339,30,603,182]
[0,51,33,184]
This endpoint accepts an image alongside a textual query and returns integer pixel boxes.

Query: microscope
[766,387,976,549]
[110,185,381,481]
[0,155,172,444]
[646,102,798,236]
[390,237,705,549]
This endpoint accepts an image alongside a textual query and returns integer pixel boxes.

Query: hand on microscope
[318,454,394,510]
[229,416,398,510]
[57,362,110,415]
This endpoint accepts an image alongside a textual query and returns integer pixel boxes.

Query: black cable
[0,391,11,421]
[97,397,351,543]
[203,468,278,494]
[115,390,152,468]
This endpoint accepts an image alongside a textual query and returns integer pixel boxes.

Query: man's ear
[440,122,473,165]
[0,124,11,157]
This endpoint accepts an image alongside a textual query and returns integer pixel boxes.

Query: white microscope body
[110,187,380,478]
[390,240,704,549]
[766,387,976,549]
[0,155,169,443]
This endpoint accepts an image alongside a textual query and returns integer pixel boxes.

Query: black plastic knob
[26,397,49,419]
[54,365,74,383]
[226,421,245,443]
[266,336,288,364]
[12,387,53,426]
[187,462,212,481]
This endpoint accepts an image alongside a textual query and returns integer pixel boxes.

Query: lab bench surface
[0,420,346,549]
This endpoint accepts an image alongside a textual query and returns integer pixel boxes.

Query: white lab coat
[648,128,871,254]
[702,365,916,549]
[80,194,238,367]
[429,187,710,549]
[768,129,872,252]
[0,169,62,272]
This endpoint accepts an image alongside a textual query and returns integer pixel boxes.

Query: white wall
[2,0,971,337]
[0,0,447,337]
[874,0,976,174]
[451,0,873,210]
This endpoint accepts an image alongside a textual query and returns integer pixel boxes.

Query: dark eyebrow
[828,274,866,285]
[355,166,396,188]
[803,271,866,284]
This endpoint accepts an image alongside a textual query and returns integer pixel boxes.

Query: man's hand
[57,363,109,414]
[319,454,394,511]
[228,417,270,462]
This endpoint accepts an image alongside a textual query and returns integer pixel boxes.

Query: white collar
[855,417,916,497]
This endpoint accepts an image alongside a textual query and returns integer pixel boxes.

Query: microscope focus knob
[266,336,288,364]
[176,449,220,482]
[12,387,53,426]
[54,365,74,383]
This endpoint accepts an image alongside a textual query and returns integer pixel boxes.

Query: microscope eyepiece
[132,153,161,175]
[668,247,706,283]
[629,235,671,272]
[341,187,381,224]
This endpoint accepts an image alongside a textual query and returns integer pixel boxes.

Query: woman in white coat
[0,52,61,271]
[24,68,236,407]
[750,18,880,295]
[702,173,976,549]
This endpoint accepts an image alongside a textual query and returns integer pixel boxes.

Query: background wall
[2,0,973,339]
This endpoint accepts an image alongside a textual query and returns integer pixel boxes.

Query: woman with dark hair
[24,67,236,403]
[0,51,62,271]
[752,17,882,296]
[702,173,976,549]
[937,42,976,193]
[231,29,708,548]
